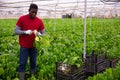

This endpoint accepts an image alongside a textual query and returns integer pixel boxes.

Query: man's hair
[29,3,38,11]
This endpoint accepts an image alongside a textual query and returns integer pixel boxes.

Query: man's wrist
[22,31,27,34]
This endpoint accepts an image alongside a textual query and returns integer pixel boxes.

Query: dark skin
[29,8,38,19]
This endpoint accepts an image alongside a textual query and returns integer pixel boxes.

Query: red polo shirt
[16,14,44,48]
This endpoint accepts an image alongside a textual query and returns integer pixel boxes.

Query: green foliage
[0,18,120,80]
[87,61,120,80]
[0,67,4,76]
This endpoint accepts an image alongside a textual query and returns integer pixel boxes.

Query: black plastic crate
[85,60,110,74]
[83,52,107,63]
[109,58,119,68]
[55,62,86,80]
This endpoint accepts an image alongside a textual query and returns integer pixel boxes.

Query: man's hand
[37,32,41,36]
[24,30,32,35]
[33,30,41,36]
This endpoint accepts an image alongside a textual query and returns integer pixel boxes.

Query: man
[14,3,45,80]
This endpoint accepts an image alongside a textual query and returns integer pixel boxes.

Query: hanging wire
[53,0,59,31]
[89,0,94,27]
[31,0,33,3]
[71,0,79,29]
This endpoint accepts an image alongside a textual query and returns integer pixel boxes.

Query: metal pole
[83,0,87,62]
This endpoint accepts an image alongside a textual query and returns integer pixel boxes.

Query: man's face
[29,8,38,19]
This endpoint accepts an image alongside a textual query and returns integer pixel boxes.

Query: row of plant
[0,18,120,80]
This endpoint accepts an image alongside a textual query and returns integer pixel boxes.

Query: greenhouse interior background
[0,0,120,19]
[0,0,120,80]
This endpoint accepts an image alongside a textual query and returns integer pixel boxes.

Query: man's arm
[14,26,25,35]
[36,29,45,36]
[40,29,45,34]
[14,26,32,35]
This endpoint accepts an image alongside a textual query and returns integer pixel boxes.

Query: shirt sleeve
[14,26,25,35]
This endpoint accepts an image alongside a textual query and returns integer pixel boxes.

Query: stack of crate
[55,51,119,80]
[55,62,86,80]
[85,52,110,77]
